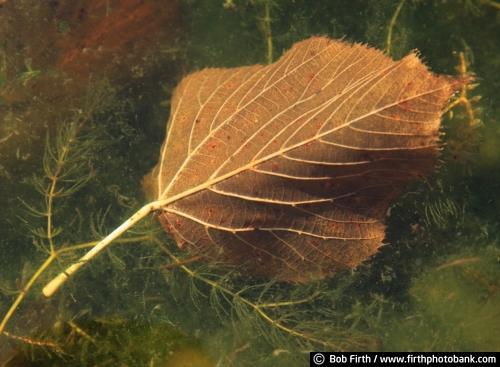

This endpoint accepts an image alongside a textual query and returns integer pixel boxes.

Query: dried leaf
[144,36,457,282]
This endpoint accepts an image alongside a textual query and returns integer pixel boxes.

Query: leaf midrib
[154,84,447,215]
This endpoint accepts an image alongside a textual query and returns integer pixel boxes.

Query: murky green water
[0,1,499,366]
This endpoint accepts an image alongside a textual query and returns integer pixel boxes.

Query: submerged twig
[3,330,63,353]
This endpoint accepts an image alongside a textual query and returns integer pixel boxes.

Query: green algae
[0,0,499,365]
[382,246,500,351]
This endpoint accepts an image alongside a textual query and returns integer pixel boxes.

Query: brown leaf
[145,36,458,282]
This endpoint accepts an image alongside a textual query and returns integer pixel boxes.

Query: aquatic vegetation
[0,0,499,364]
[382,246,500,351]
[0,109,378,362]
[445,52,480,127]
[422,196,463,230]
[385,0,406,55]
[8,316,212,366]
[156,240,377,353]
[0,0,182,183]
[443,50,483,169]
[222,0,277,64]
[44,36,458,293]
[0,114,152,337]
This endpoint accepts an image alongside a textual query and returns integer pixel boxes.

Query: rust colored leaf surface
[145,36,458,282]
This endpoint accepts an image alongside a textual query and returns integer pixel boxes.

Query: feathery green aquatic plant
[1,1,499,365]
[0,93,378,365]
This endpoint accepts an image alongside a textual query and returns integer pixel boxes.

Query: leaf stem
[0,235,151,336]
[42,202,162,297]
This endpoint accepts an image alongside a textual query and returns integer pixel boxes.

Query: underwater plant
[42,36,459,295]
[1,0,499,364]
[382,246,500,351]
[0,33,460,363]
[4,37,455,363]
